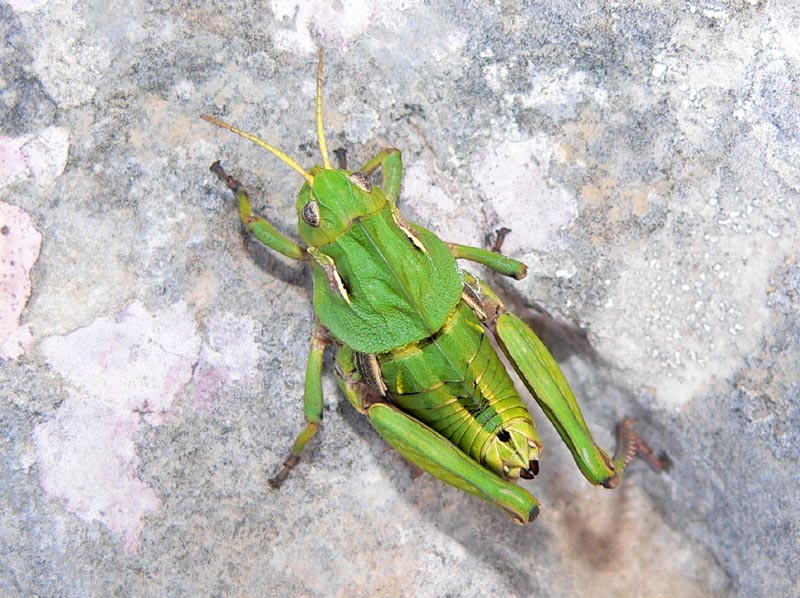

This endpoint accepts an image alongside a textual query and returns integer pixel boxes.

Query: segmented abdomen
[377,300,535,468]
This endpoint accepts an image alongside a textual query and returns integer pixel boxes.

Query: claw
[614,417,672,474]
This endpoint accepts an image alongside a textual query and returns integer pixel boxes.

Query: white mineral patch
[472,136,576,255]
[0,128,69,189]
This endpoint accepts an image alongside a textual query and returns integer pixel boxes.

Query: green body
[309,198,462,354]
[201,52,643,524]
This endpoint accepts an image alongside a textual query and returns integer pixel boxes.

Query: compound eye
[302,200,321,227]
[348,171,372,192]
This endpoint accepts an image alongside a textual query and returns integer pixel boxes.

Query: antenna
[200,114,314,186]
[316,48,333,169]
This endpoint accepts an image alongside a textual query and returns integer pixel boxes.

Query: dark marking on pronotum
[348,171,372,192]
[461,289,487,322]
[322,261,351,304]
[398,222,427,253]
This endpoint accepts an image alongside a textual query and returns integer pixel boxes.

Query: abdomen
[377,301,541,476]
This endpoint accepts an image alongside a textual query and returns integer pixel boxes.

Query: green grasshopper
[202,51,662,524]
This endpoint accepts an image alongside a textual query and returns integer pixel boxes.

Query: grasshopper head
[295,167,386,247]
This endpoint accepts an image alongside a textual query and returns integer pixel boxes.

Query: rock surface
[2,1,797,596]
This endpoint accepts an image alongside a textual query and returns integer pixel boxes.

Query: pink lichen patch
[33,390,160,553]
[472,137,577,254]
[0,202,42,360]
[0,128,69,189]
[189,312,262,412]
[35,301,201,551]
[40,301,201,424]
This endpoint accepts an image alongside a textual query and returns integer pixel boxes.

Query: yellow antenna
[316,48,333,169]
[200,114,314,186]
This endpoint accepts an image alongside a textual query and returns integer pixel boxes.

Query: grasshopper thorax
[295,168,387,247]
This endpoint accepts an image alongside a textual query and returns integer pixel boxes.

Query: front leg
[209,161,308,262]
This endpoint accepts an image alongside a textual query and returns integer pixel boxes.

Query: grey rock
[2,1,797,596]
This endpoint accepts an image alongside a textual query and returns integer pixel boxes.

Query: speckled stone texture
[2,1,797,596]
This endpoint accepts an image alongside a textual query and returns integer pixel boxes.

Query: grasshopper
[201,51,663,524]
